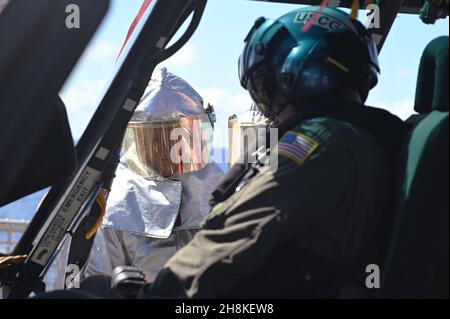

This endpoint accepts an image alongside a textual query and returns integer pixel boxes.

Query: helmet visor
[246,62,277,117]
[239,19,280,89]
[123,114,212,177]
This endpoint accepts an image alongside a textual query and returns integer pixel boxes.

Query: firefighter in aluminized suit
[85,67,224,282]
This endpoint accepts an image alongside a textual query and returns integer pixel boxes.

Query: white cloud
[60,80,108,138]
[196,86,253,150]
[197,87,226,106]
[85,41,117,63]
[394,67,413,81]
[198,87,253,117]
[61,81,105,111]
[158,43,198,69]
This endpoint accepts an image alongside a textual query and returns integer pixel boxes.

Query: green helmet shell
[238,6,380,115]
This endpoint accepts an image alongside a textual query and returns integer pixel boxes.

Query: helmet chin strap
[270,86,361,127]
[265,82,364,128]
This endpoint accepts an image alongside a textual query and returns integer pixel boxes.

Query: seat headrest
[414,36,449,114]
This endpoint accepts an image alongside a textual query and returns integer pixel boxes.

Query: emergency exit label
[31,167,100,266]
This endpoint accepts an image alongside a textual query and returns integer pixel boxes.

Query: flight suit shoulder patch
[277,130,319,165]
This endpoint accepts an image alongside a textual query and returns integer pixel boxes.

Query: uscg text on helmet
[295,12,346,30]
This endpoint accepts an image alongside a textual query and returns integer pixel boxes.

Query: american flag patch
[278,131,319,165]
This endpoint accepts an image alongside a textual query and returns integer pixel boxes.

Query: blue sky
[60,0,449,150]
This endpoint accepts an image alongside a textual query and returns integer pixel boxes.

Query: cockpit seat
[379,36,449,298]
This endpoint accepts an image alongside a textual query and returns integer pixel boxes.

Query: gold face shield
[123,114,213,177]
[122,67,215,177]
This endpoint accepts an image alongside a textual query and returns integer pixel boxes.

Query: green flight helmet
[238,6,380,117]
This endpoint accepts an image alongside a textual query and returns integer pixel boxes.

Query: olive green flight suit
[141,113,395,298]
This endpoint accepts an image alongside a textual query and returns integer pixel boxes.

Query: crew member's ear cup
[324,30,371,89]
